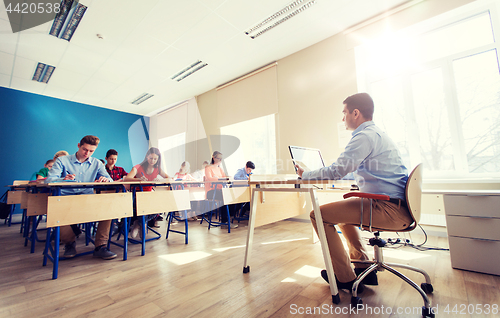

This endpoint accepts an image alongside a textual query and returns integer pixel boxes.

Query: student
[191,161,209,181]
[233,161,255,180]
[33,150,69,180]
[295,93,411,292]
[174,161,196,181]
[35,159,54,180]
[173,161,198,221]
[204,151,235,229]
[124,147,170,235]
[105,149,128,181]
[46,135,116,260]
[230,161,255,221]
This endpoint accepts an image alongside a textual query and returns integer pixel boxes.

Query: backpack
[0,191,12,219]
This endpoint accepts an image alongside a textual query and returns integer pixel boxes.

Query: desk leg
[141,216,146,256]
[243,188,258,273]
[123,218,128,261]
[310,188,340,304]
[53,227,60,280]
[43,227,51,266]
[23,212,30,239]
[30,216,37,253]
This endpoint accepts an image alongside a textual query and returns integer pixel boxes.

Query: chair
[200,183,233,233]
[343,164,435,318]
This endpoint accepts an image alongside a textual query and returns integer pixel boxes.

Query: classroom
[1,0,499,317]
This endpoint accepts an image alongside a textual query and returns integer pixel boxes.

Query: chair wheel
[351,296,362,307]
[422,306,435,318]
[421,283,434,294]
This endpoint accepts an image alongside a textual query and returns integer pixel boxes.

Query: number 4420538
[5,2,60,14]
[443,304,498,315]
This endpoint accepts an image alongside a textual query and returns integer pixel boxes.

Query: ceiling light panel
[171,60,208,82]
[131,93,154,105]
[245,0,317,39]
[49,0,87,41]
[32,62,56,83]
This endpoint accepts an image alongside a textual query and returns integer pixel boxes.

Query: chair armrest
[343,192,390,201]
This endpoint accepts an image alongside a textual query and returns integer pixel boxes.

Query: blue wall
[0,87,148,188]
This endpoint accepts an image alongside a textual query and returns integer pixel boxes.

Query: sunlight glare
[213,245,246,252]
[158,251,211,265]
[295,265,322,278]
[261,237,309,245]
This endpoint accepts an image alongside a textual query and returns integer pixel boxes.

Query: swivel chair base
[351,233,434,318]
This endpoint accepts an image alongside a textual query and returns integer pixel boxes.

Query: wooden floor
[1,214,499,318]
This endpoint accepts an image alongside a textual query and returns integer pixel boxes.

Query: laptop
[289,145,325,174]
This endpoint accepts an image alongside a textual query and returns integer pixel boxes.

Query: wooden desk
[244,176,352,304]
[423,189,500,275]
[7,182,38,248]
[37,182,133,279]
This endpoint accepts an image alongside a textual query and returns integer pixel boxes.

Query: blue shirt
[234,167,250,180]
[302,121,408,200]
[46,153,112,195]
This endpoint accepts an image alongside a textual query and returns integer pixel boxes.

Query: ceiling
[0,0,410,116]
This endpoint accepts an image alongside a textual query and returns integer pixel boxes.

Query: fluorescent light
[49,0,87,41]
[131,93,154,105]
[171,60,208,82]
[246,0,317,39]
[32,63,55,84]
[245,0,307,35]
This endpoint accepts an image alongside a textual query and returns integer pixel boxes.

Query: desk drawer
[446,215,500,240]
[443,195,500,218]
[448,236,500,276]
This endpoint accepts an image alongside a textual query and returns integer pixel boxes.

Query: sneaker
[130,220,140,239]
[63,241,77,258]
[188,216,199,222]
[354,268,378,286]
[148,219,160,228]
[220,224,238,229]
[93,245,117,260]
[320,269,364,294]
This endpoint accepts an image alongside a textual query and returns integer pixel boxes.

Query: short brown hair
[80,135,100,146]
[343,93,374,120]
[106,149,118,158]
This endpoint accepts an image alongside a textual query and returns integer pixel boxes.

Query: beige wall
[196,0,475,174]
[194,0,488,227]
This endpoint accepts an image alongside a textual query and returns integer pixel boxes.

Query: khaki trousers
[60,220,112,248]
[310,198,412,283]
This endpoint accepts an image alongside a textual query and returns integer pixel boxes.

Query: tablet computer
[289,145,325,173]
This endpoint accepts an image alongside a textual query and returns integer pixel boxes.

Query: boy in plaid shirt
[105,149,128,181]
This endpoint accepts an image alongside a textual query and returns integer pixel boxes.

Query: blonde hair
[178,161,190,173]
[53,150,69,160]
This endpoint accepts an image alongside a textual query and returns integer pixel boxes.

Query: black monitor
[289,145,325,173]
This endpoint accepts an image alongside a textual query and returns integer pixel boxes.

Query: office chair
[343,164,435,318]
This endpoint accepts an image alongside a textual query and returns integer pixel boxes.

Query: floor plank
[1,215,499,318]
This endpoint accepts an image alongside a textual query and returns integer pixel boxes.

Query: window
[220,114,277,176]
[158,132,186,175]
[356,2,500,179]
